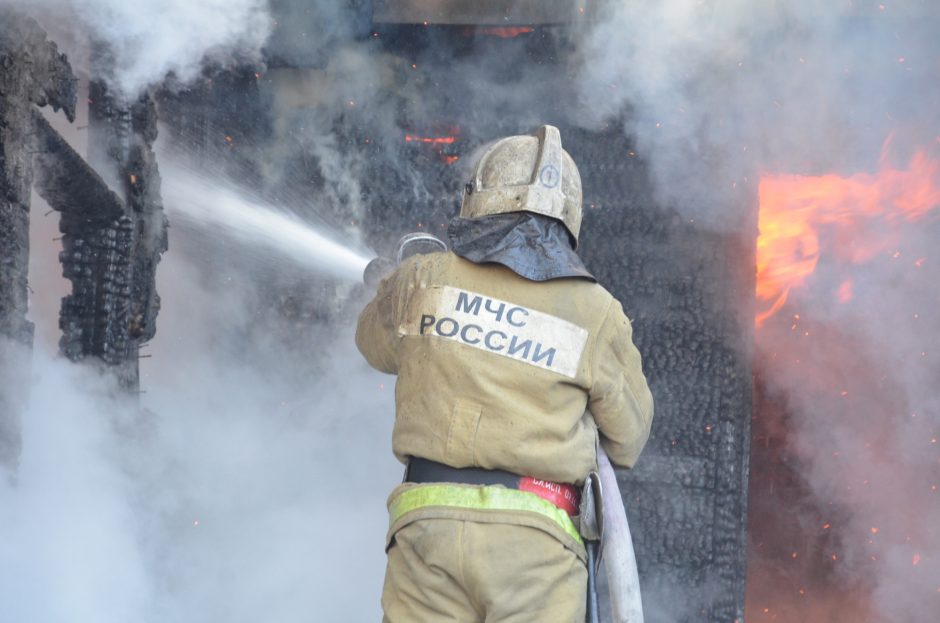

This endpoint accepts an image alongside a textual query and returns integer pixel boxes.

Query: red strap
[518,477,581,516]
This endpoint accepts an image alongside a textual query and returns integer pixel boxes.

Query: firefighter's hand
[363,257,396,288]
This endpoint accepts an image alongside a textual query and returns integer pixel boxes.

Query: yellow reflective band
[389,484,583,545]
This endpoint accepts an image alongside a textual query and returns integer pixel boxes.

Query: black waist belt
[406,457,522,489]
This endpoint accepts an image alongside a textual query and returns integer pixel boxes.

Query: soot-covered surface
[0,11,76,469]
[1,15,167,397]
[58,78,169,390]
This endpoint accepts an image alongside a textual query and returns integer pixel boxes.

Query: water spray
[160,161,451,288]
[161,163,374,282]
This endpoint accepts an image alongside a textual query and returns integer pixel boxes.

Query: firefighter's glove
[363,257,396,289]
[396,232,447,264]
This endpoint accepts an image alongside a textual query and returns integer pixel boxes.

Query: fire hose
[597,445,644,623]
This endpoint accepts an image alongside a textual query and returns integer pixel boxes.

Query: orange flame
[756,137,940,326]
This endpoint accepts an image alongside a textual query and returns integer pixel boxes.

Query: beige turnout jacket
[356,251,653,485]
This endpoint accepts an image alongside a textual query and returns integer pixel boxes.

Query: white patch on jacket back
[400,286,588,378]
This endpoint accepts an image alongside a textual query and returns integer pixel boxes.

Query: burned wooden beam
[51,68,168,391]
[1,10,167,437]
[32,109,139,375]
[31,109,125,221]
[0,9,76,470]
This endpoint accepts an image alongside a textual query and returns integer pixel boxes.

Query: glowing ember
[477,26,534,38]
[756,137,940,325]
[836,279,853,303]
[404,129,461,165]
[405,134,457,144]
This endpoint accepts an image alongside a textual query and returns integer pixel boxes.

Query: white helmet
[459,125,583,246]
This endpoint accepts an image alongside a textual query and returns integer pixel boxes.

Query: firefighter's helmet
[460,125,583,246]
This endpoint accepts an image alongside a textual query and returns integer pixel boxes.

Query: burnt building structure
[0,11,167,469]
[0,10,75,469]
[0,3,752,621]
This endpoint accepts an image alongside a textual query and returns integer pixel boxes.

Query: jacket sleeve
[355,269,405,374]
[588,299,654,468]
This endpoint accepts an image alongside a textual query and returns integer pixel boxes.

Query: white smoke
[575,2,940,230]
[132,244,398,622]
[0,98,396,621]
[574,2,940,620]
[1,179,399,622]
[3,0,271,96]
[0,359,153,621]
[754,209,940,621]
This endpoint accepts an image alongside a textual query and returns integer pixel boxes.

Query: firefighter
[356,125,654,622]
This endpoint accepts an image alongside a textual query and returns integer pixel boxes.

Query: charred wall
[1,12,168,422]
[0,11,76,469]
[53,76,169,391]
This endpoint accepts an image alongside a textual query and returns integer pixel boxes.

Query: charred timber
[0,12,75,344]
[0,10,76,469]
[55,75,168,390]
[31,110,124,221]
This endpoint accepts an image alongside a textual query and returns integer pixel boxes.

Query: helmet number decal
[539,164,560,189]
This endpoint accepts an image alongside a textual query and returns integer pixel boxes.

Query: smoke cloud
[1,71,395,620]
[571,3,940,620]
[3,0,270,95]
[753,207,940,621]
[1,186,399,622]
[575,2,940,229]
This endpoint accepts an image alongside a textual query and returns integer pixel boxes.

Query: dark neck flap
[448,213,596,283]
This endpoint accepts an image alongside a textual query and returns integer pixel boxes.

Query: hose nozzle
[363,232,448,287]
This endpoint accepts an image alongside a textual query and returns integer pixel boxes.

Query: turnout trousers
[382,518,587,623]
